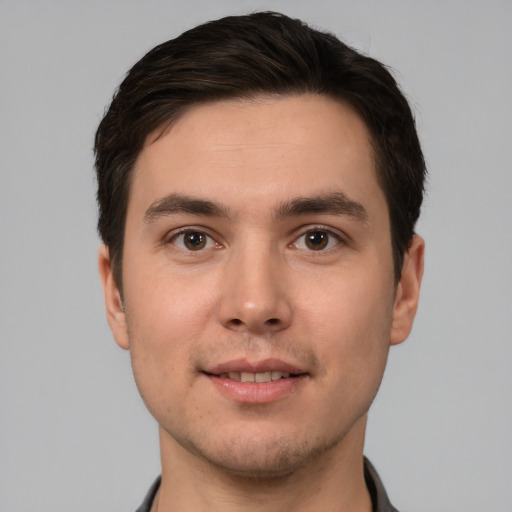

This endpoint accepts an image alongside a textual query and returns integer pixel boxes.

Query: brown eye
[305,231,329,250]
[183,232,207,250]
[292,229,340,252]
[170,231,216,251]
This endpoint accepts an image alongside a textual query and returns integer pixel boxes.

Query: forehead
[130,94,383,218]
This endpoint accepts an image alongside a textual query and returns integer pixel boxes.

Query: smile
[202,359,308,404]
[216,371,294,382]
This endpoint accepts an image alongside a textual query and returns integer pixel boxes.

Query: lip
[202,358,309,404]
[204,358,306,375]
[205,374,307,404]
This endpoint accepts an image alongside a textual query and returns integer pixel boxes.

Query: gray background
[1,1,511,511]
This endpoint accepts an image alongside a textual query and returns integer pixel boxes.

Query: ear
[98,244,130,350]
[390,235,425,346]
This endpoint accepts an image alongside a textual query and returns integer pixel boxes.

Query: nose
[217,243,293,334]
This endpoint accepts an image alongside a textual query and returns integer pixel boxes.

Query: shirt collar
[364,457,399,512]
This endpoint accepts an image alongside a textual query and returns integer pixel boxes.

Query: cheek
[123,252,219,338]
[306,270,394,396]
[122,263,218,410]
[126,296,200,426]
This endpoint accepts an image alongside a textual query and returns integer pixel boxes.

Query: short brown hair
[95,11,426,288]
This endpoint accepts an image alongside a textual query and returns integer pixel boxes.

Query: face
[100,94,423,477]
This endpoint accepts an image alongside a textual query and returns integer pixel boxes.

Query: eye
[293,229,340,251]
[170,230,218,251]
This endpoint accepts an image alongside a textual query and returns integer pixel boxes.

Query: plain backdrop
[1,1,511,511]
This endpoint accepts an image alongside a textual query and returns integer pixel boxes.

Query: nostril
[222,310,291,332]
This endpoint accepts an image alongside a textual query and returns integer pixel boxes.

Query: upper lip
[204,358,307,375]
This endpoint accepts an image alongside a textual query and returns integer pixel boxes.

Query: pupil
[306,231,328,250]
[185,232,206,250]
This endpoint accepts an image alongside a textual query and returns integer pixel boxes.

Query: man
[95,11,425,512]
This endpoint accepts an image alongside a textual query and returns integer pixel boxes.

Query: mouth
[203,358,309,381]
[204,370,303,383]
[201,359,309,403]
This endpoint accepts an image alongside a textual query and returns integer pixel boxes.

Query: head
[95,12,426,480]
[95,11,426,291]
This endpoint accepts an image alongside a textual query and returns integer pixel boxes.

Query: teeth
[255,372,272,383]
[220,371,292,382]
[240,372,255,382]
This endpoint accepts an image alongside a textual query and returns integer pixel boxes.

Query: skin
[99,94,424,511]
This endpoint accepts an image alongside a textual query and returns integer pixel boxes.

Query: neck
[155,417,372,512]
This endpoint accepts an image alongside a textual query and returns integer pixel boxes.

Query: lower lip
[205,374,306,404]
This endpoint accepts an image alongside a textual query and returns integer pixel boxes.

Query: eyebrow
[143,194,231,223]
[273,192,368,222]
[143,191,368,224]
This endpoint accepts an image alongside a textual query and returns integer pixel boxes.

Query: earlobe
[98,244,130,350]
[390,235,425,346]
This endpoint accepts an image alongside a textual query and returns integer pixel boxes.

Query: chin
[180,429,346,480]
